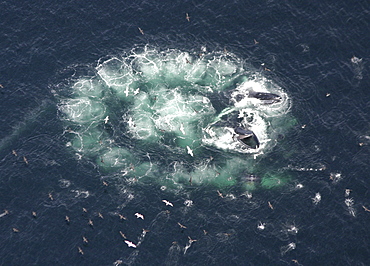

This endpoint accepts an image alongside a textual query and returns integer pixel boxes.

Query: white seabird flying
[124,240,137,248]
[162,200,173,207]
[135,213,144,219]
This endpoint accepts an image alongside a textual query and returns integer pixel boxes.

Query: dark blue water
[1,1,369,265]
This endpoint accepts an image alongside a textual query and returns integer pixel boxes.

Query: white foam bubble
[60,98,106,123]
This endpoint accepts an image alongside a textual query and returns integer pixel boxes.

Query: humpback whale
[242,174,260,183]
[249,91,281,104]
[234,127,260,149]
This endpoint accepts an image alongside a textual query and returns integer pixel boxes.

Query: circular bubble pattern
[56,47,293,190]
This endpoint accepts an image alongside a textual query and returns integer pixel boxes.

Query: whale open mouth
[234,127,260,149]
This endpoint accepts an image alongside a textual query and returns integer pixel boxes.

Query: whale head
[234,127,260,149]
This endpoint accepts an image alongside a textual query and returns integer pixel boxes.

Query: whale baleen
[234,127,260,149]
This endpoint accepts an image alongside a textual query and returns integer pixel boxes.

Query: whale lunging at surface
[234,127,260,149]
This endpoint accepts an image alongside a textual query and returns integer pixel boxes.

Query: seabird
[113,260,123,266]
[217,190,224,198]
[185,13,190,22]
[188,236,197,243]
[362,205,370,212]
[48,193,54,201]
[119,231,127,239]
[138,27,144,35]
[118,214,127,220]
[135,213,144,219]
[184,236,197,254]
[268,201,274,210]
[23,156,29,165]
[104,116,109,124]
[65,216,70,223]
[127,117,135,127]
[12,150,17,156]
[186,146,193,157]
[254,39,259,44]
[78,247,84,255]
[32,211,37,218]
[88,219,94,227]
[102,181,108,186]
[0,209,9,218]
[82,208,88,213]
[162,200,173,207]
[124,240,137,248]
[180,123,185,135]
[98,212,104,219]
[177,222,187,229]
[12,228,19,233]
[124,87,130,97]
[83,236,88,243]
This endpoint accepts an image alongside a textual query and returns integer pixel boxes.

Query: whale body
[249,91,281,104]
[234,127,260,149]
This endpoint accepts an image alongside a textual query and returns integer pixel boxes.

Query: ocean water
[0,1,369,265]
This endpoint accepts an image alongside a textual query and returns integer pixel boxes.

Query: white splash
[257,222,265,230]
[312,192,321,204]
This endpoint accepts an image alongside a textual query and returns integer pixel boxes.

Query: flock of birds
[4,173,368,265]
[3,140,370,261]
[7,139,370,261]
[1,179,181,258]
